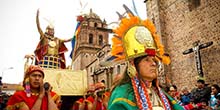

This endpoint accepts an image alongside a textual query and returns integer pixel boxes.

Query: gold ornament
[127,62,137,78]
[111,14,170,65]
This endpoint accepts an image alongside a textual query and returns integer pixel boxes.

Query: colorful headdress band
[25,65,44,78]
[95,82,105,90]
[111,14,170,65]
[23,65,44,97]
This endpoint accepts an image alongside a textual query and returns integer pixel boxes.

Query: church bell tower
[72,9,110,70]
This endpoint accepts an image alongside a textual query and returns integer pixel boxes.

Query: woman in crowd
[209,84,220,110]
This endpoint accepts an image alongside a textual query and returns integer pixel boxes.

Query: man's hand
[39,82,45,98]
[37,9,40,16]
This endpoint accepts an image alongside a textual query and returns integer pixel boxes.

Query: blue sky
[0,0,146,84]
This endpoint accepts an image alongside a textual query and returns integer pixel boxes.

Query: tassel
[25,78,31,97]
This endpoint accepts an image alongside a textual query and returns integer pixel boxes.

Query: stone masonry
[146,0,220,90]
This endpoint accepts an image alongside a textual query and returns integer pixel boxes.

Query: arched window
[99,35,103,45]
[94,23,97,27]
[101,80,105,84]
[188,0,201,11]
[89,34,93,44]
[117,65,120,74]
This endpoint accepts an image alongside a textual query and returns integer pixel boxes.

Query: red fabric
[73,98,84,110]
[184,103,194,110]
[7,91,58,110]
[84,96,94,110]
[95,101,107,110]
[76,98,84,104]
[103,92,110,98]
[145,49,156,56]
[34,38,68,69]
[85,96,94,103]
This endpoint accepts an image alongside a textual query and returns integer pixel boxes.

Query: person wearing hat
[35,9,72,69]
[6,65,60,110]
[107,6,185,109]
[93,82,110,110]
[84,84,95,110]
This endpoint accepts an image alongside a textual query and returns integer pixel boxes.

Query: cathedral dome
[84,9,100,20]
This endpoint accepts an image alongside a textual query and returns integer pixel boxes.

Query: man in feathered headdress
[35,9,72,69]
[107,4,186,110]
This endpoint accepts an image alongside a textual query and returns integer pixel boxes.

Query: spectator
[190,79,211,104]
[209,84,220,110]
[180,86,192,105]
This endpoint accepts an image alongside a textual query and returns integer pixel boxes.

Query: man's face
[138,56,158,81]
[47,28,54,36]
[196,82,204,89]
[29,71,44,89]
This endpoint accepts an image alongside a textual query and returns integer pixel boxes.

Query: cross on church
[183,40,213,77]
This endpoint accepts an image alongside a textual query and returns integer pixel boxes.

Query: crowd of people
[72,82,110,110]
[165,80,220,110]
[2,64,220,110]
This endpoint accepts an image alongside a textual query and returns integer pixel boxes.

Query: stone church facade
[71,9,109,71]
[72,0,220,90]
[145,0,220,90]
[71,9,127,88]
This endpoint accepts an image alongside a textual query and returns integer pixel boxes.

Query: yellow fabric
[6,102,26,110]
[43,68,87,95]
[112,98,136,106]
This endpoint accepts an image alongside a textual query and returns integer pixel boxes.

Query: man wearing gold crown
[107,7,186,109]
[34,9,72,69]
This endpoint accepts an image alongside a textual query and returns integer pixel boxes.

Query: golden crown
[111,14,170,64]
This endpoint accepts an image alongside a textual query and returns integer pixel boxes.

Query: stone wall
[146,0,220,90]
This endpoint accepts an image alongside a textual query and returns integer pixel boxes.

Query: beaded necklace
[131,74,172,110]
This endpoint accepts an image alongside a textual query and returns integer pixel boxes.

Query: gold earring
[127,62,136,78]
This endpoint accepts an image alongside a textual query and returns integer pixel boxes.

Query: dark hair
[172,84,177,90]
[212,84,220,93]
[197,79,205,84]
[110,68,131,92]
[134,55,147,73]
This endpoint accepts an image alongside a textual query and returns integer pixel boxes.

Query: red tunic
[84,96,94,110]
[95,92,110,110]
[6,91,60,110]
[72,98,84,110]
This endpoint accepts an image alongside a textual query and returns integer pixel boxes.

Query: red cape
[34,37,68,69]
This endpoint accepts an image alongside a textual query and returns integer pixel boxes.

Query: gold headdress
[44,18,55,32]
[111,14,170,65]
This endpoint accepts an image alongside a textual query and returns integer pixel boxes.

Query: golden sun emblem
[49,41,56,47]
[135,26,154,47]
